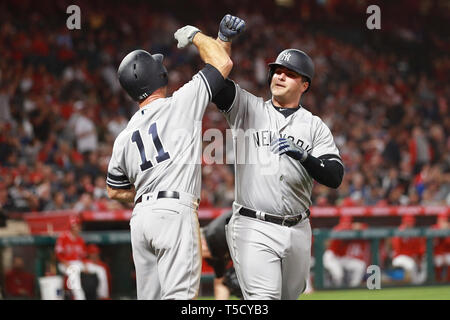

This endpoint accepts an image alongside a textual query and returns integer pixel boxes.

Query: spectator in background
[106,111,128,140]
[0,0,448,216]
[43,190,70,211]
[85,244,111,300]
[323,216,369,287]
[0,83,15,124]
[4,256,35,299]
[391,215,427,284]
[73,193,95,212]
[82,151,103,178]
[408,126,432,175]
[431,213,450,283]
[55,215,88,300]
[93,176,108,200]
[341,222,370,287]
[0,182,12,226]
[323,215,352,287]
[73,104,98,156]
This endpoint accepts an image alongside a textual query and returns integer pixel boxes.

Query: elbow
[329,179,342,189]
[226,58,233,72]
[222,58,233,78]
[328,169,344,189]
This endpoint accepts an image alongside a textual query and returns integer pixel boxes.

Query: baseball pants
[58,261,109,299]
[58,261,86,300]
[226,206,312,300]
[392,255,426,284]
[323,251,366,287]
[130,191,201,300]
[434,253,450,267]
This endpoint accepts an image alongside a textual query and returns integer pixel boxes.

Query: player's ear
[300,77,309,93]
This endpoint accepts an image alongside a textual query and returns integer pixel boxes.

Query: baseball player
[213,15,344,299]
[85,244,111,299]
[323,216,370,287]
[55,215,88,300]
[391,215,426,284]
[432,213,450,282]
[201,210,242,299]
[323,216,352,287]
[106,23,242,299]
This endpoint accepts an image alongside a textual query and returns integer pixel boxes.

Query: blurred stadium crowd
[0,0,449,218]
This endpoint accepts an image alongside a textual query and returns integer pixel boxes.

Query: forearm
[301,155,344,189]
[216,37,231,56]
[106,185,136,203]
[192,32,233,78]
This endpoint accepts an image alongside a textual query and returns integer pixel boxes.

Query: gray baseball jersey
[222,81,341,299]
[107,65,224,299]
[224,82,341,215]
[107,69,219,200]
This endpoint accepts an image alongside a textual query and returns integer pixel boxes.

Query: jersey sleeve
[106,134,133,190]
[220,81,260,130]
[172,64,225,121]
[311,117,342,165]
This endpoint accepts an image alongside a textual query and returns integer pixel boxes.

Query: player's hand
[270,138,308,162]
[174,25,201,48]
[218,14,245,42]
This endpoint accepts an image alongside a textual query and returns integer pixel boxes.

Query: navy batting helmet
[117,50,168,102]
[268,49,314,92]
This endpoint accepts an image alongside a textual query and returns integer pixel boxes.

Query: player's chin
[270,86,286,97]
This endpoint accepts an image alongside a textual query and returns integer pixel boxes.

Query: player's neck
[271,96,301,109]
[139,87,167,109]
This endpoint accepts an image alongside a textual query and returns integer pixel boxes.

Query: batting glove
[218,14,245,42]
[270,138,308,162]
[174,25,201,48]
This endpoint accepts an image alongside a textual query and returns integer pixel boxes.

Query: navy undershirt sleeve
[199,64,227,100]
[211,78,236,112]
[302,154,344,189]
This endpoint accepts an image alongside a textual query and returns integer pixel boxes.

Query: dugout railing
[0,227,449,298]
[0,231,134,299]
[312,227,450,290]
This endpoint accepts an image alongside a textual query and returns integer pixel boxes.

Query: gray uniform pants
[130,192,201,300]
[226,206,312,300]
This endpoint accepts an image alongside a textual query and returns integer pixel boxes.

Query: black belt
[135,191,180,205]
[238,207,310,227]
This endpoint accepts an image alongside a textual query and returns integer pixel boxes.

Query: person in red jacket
[323,215,352,287]
[341,223,370,287]
[391,215,426,284]
[431,213,450,282]
[54,215,87,300]
[324,216,370,287]
[85,244,112,299]
[4,256,35,299]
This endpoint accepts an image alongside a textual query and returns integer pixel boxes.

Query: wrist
[218,31,230,42]
[190,29,201,43]
[298,150,308,162]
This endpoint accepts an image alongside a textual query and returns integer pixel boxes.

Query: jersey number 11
[131,122,170,171]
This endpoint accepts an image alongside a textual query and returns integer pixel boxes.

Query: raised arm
[192,32,233,78]
[216,14,245,56]
[174,20,243,79]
